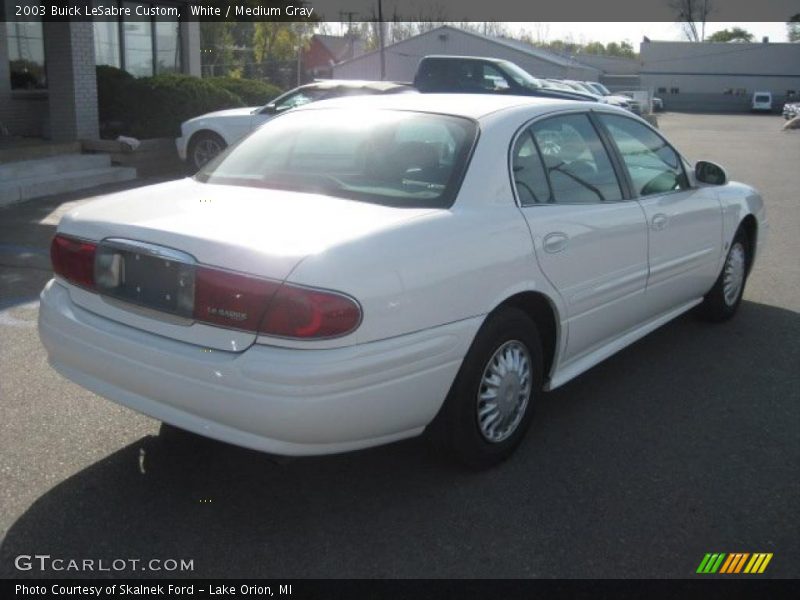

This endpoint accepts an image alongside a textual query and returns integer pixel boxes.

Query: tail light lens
[51,235,362,340]
[50,234,96,289]
[260,284,362,339]
[193,267,360,339]
[193,266,280,332]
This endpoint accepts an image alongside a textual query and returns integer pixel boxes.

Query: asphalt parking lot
[0,113,798,579]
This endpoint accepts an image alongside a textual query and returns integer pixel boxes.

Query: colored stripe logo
[697,553,773,574]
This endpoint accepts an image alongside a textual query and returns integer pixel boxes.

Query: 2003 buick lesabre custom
[39,94,766,467]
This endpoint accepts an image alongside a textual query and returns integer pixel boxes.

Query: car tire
[428,307,543,468]
[698,228,750,322]
[188,131,227,172]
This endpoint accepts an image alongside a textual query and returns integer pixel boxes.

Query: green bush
[95,65,135,128]
[208,77,282,107]
[126,74,245,138]
[95,68,246,139]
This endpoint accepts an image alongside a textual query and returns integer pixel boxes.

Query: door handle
[543,232,569,254]
[651,213,669,231]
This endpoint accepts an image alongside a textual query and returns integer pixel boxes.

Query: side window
[482,64,511,91]
[529,114,623,204]
[275,90,323,111]
[598,114,688,197]
[511,132,550,205]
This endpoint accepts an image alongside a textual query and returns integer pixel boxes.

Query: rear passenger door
[513,112,650,365]
[595,113,722,314]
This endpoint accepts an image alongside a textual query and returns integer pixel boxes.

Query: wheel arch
[187,128,229,149]
[739,213,758,275]
[490,291,561,384]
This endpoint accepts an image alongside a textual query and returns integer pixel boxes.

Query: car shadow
[1,300,798,579]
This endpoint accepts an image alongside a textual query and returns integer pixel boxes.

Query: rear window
[755,94,770,102]
[195,109,477,208]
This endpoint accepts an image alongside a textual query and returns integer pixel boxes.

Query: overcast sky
[503,22,789,44]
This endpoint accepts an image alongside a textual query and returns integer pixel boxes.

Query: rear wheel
[428,307,543,468]
[699,229,750,322]
[188,131,226,172]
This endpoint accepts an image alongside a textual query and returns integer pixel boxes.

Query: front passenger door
[595,113,723,314]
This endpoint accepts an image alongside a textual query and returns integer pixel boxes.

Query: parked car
[782,101,799,120]
[40,94,765,467]
[751,91,773,112]
[176,80,415,171]
[413,56,598,103]
[569,80,635,111]
[652,96,664,111]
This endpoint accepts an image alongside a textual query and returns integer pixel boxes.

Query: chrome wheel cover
[193,138,223,168]
[477,340,532,443]
[723,242,746,306]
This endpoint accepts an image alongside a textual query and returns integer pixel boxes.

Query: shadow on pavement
[1,300,798,578]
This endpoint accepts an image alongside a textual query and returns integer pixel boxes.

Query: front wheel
[428,307,543,468]
[188,131,227,172]
[699,229,750,322]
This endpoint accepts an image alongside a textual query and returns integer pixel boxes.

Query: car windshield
[591,82,612,95]
[498,61,543,89]
[195,109,478,209]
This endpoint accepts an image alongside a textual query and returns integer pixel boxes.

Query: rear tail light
[193,267,361,339]
[51,235,362,339]
[193,266,280,332]
[260,284,361,339]
[50,234,96,289]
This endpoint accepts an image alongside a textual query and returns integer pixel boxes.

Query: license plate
[94,239,196,318]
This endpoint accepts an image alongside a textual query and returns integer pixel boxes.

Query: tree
[788,14,800,42]
[200,23,235,77]
[669,0,714,41]
[706,27,754,42]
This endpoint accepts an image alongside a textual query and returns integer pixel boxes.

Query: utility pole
[378,0,386,80]
[701,0,708,41]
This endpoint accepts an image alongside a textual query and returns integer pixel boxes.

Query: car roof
[301,79,412,93]
[294,93,590,121]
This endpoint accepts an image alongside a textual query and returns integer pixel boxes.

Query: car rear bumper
[39,280,479,456]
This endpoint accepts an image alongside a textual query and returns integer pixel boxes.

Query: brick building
[1,1,201,142]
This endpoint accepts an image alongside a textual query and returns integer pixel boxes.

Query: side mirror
[260,104,277,115]
[695,160,727,185]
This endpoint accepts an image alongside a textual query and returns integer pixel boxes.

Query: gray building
[640,40,800,111]
[572,54,641,91]
[332,25,600,83]
[1,1,201,142]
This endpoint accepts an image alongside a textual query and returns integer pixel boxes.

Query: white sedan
[176,80,413,171]
[40,94,766,467]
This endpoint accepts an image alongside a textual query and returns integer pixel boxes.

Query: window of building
[93,2,182,76]
[5,0,46,90]
[670,87,680,94]
[155,17,181,73]
[657,87,666,93]
[123,3,154,77]
[93,2,121,68]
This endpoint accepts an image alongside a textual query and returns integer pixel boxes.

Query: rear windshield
[755,94,770,102]
[195,109,478,208]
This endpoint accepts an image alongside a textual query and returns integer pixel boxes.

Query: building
[571,54,641,92]
[1,1,201,143]
[303,34,364,80]
[640,40,800,111]
[332,25,600,83]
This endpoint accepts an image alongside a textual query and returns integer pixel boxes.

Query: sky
[503,22,789,45]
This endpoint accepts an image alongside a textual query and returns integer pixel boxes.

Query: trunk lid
[58,178,434,350]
